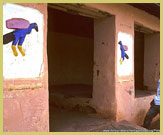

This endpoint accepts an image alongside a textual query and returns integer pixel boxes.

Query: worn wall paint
[84,4,159,32]
[3,89,49,132]
[3,3,49,132]
[92,16,116,119]
[84,3,159,125]
[3,3,44,79]
[3,3,160,130]
[117,32,133,76]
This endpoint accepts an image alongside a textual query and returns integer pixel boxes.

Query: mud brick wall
[3,3,49,132]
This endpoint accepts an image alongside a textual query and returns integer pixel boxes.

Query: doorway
[47,3,116,131]
[134,24,160,98]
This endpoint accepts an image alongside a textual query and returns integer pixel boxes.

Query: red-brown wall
[3,3,160,131]
[3,3,49,132]
[85,3,160,125]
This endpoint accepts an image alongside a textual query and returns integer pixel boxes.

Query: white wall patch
[117,32,133,76]
[3,3,44,79]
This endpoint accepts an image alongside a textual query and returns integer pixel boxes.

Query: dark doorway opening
[134,24,160,98]
[47,6,95,131]
[47,4,117,131]
[48,7,94,99]
[134,31,145,91]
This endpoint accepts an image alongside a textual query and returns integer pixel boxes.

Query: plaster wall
[3,3,49,132]
[92,16,116,119]
[47,4,160,125]
[3,3,160,131]
[85,3,160,124]
[3,3,44,79]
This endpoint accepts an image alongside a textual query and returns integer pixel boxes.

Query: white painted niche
[3,3,44,79]
[117,32,133,76]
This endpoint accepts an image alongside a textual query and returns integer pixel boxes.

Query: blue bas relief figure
[3,23,38,56]
[118,41,129,64]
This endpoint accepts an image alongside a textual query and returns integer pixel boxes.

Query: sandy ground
[49,85,160,132]
[49,106,159,132]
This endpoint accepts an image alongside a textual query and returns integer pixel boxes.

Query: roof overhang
[128,3,160,19]
[48,3,111,19]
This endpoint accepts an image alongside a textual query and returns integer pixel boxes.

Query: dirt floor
[135,90,156,98]
[49,105,159,132]
[49,85,160,132]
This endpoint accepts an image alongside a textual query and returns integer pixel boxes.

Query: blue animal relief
[118,41,129,64]
[3,22,38,56]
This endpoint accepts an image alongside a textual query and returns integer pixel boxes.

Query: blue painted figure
[118,41,129,64]
[3,23,38,56]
